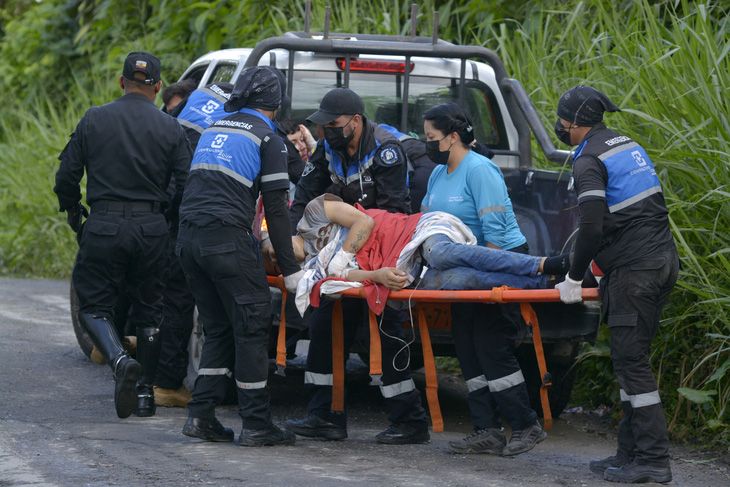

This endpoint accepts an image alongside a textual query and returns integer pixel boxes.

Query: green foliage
[1,0,729,443]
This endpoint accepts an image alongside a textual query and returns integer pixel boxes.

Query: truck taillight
[261,217,268,233]
[336,58,414,73]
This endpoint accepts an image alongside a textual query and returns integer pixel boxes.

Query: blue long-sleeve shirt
[421,150,525,250]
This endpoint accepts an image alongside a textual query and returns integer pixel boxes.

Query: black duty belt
[91,201,163,214]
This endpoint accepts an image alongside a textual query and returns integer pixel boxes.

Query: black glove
[66,202,89,233]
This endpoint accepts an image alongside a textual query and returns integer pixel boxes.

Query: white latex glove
[555,276,583,304]
[284,269,305,294]
[327,249,355,278]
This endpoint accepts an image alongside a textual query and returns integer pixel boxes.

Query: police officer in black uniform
[177,66,303,446]
[54,51,192,419]
[154,81,235,409]
[285,88,429,445]
[554,86,678,484]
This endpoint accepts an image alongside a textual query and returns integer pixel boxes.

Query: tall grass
[0,79,118,277]
[482,0,730,440]
[0,0,728,441]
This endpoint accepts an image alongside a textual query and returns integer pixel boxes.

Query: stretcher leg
[418,307,443,432]
[332,299,345,412]
[368,310,383,385]
[520,302,552,430]
[275,287,287,376]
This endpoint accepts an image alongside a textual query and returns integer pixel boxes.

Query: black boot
[81,313,140,418]
[134,326,162,417]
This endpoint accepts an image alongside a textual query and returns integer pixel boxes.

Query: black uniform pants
[177,221,274,429]
[155,228,196,390]
[74,209,168,329]
[305,298,427,429]
[602,247,678,467]
[451,300,536,431]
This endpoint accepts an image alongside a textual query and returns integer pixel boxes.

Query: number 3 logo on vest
[631,150,647,167]
[211,134,228,149]
[201,100,220,115]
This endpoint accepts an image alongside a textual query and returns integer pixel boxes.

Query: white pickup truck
[72,13,599,417]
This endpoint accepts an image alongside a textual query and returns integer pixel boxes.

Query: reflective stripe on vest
[177,87,231,134]
[620,388,662,408]
[598,142,663,213]
[236,379,267,390]
[380,379,416,398]
[191,119,266,188]
[198,367,233,378]
[304,371,333,386]
[324,143,381,186]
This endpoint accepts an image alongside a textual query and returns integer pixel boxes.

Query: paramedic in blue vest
[177,66,304,446]
[285,88,429,445]
[153,82,235,410]
[421,103,546,457]
[554,85,678,484]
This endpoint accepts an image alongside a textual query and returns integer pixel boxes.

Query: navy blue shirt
[54,93,192,210]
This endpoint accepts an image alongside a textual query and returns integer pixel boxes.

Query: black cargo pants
[74,202,168,329]
[304,298,427,429]
[177,221,274,429]
[451,300,537,432]
[155,226,196,390]
[449,241,537,432]
[602,246,679,467]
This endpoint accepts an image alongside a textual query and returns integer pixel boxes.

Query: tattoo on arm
[349,229,368,252]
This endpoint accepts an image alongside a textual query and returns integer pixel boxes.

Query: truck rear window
[288,71,507,149]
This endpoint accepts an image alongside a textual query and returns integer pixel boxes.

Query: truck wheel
[70,281,94,358]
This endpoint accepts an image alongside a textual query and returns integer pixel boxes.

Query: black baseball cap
[123,51,161,85]
[306,88,364,125]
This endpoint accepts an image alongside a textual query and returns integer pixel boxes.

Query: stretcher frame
[268,276,600,432]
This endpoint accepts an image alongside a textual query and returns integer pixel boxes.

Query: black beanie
[225,66,283,112]
[557,85,621,126]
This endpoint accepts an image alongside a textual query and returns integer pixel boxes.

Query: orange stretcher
[268,276,600,432]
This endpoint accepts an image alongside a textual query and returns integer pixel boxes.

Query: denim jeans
[417,234,547,290]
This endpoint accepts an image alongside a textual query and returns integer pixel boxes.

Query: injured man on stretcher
[261,194,570,316]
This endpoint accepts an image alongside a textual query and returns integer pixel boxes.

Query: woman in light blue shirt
[421,103,546,456]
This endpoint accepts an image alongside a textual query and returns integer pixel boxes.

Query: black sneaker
[239,424,296,447]
[182,417,234,442]
[502,420,547,456]
[112,355,141,419]
[284,415,348,440]
[448,428,506,454]
[375,423,430,445]
[604,462,672,484]
[589,455,633,475]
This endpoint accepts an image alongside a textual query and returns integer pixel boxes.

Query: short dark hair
[423,103,476,146]
[162,79,197,107]
[276,118,301,135]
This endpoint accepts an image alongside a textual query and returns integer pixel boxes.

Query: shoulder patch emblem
[301,162,315,178]
[381,147,399,165]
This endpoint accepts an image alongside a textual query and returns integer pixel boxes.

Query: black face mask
[324,116,355,150]
[425,137,451,165]
[554,118,573,146]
